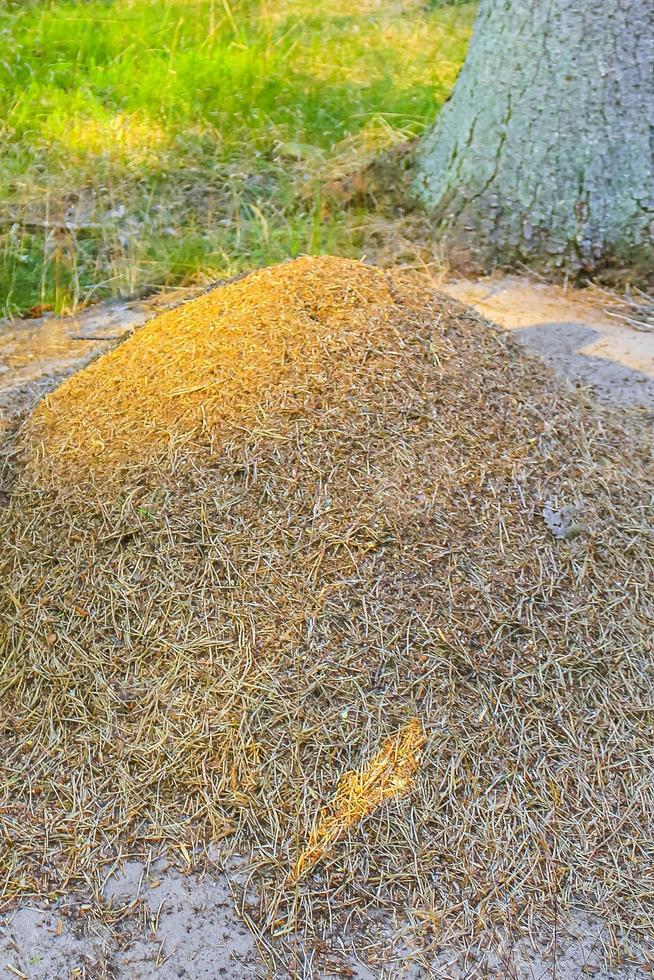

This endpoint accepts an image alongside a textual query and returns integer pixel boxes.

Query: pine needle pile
[1,257,653,952]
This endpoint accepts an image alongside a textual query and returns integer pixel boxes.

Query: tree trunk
[414,0,654,275]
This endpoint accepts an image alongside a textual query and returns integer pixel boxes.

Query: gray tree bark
[414,0,654,275]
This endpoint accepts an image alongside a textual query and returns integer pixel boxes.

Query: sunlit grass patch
[43,111,168,168]
[0,0,475,313]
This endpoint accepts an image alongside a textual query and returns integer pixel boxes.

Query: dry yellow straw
[294,719,425,880]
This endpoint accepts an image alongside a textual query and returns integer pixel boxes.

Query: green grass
[0,0,475,314]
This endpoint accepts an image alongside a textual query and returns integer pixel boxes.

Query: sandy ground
[0,301,151,440]
[1,274,653,978]
[2,274,653,442]
[441,275,654,416]
[1,857,651,979]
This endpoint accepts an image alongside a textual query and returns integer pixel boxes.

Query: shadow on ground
[513,321,654,412]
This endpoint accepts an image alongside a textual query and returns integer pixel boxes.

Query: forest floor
[1,272,653,980]
[444,275,654,414]
[0,858,651,979]
[2,6,653,979]
[2,272,653,441]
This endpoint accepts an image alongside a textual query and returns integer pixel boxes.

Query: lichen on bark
[414,0,654,275]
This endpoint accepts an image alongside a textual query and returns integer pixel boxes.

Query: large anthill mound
[1,257,653,949]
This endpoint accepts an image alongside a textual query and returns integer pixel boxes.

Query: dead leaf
[543,503,583,540]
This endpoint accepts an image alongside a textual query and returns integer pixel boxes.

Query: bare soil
[3,274,652,443]
[442,275,654,416]
[1,861,651,979]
